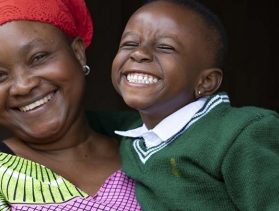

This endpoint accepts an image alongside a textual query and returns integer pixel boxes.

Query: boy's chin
[123,98,150,111]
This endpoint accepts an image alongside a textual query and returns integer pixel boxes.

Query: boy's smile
[112,1,211,127]
[126,73,159,84]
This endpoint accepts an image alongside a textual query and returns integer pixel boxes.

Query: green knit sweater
[119,93,279,211]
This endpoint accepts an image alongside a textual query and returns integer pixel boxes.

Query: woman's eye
[33,54,46,62]
[30,53,48,66]
[0,72,8,82]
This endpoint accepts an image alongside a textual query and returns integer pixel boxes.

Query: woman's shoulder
[0,139,15,154]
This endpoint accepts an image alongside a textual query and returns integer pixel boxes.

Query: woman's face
[0,20,86,143]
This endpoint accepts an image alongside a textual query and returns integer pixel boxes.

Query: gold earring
[196,90,201,99]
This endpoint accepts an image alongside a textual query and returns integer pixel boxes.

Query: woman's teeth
[19,93,53,112]
[127,73,159,84]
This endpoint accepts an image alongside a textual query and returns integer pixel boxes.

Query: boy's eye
[120,42,139,49]
[157,45,175,51]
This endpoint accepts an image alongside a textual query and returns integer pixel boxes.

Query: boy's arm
[86,110,141,140]
[222,113,279,210]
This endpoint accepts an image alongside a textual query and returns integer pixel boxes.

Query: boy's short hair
[146,0,227,68]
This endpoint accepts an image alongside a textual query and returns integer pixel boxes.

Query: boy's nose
[129,46,154,63]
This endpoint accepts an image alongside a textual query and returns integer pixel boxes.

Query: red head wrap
[0,0,93,48]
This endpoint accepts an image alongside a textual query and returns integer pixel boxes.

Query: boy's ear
[71,37,87,66]
[195,68,223,98]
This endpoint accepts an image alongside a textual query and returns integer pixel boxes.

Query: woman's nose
[9,70,40,96]
[129,46,154,63]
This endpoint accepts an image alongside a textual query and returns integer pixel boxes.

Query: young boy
[111,0,279,210]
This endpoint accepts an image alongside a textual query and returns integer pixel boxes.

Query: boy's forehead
[127,1,203,36]
[131,1,201,27]
[137,1,194,15]
[123,1,212,66]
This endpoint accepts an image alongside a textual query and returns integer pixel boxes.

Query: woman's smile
[18,92,54,112]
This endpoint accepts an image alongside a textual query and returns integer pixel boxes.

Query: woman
[0,0,140,210]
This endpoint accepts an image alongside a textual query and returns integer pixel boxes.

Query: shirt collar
[115,97,207,148]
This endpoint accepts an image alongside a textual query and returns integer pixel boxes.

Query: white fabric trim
[115,97,207,148]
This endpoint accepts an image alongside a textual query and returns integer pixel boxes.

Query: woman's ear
[195,68,223,98]
[71,37,86,66]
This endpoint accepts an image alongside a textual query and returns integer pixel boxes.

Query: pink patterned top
[0,151,141,211]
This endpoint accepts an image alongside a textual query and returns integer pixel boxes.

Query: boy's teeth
[127,73,159,84]
[19,93,53,112]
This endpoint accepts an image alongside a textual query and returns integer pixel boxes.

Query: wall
[84,0,278,112]
[0,0,278,139]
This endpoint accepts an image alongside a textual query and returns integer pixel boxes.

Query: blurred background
[1,0,278,139]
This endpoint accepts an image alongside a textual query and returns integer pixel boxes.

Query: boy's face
[112,1,210,124]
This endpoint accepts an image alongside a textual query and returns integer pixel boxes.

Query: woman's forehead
[0,21,67,62]
[0,20,64,40]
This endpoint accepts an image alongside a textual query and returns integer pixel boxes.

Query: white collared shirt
[115,97,207,148]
